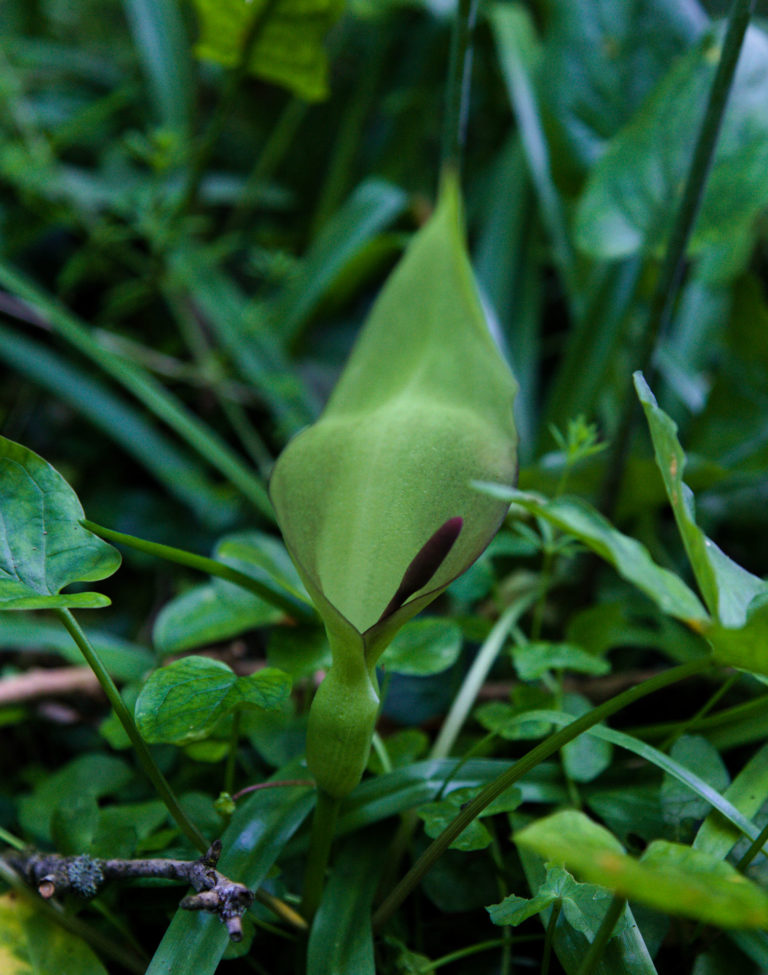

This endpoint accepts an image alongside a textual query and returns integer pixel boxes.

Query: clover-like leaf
[0,437,120,610]
[135,656,291,745]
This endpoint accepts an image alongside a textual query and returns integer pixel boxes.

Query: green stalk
[55,609,209,854]
[300,789,341,921]
[430,593,538,761]
[600,0,755,516]
[224,710,242,795]
[441,0,479,179]
[541,899,561,975]
[81,520,315,622]
[575,896,626,975]
[373,657,714,927]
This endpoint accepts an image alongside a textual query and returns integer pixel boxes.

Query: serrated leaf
[516,810,768,928]
[576,25,768,260]
[380,617,463,676]
[0,437,121,610]
[191,0,344,102]
[135,656,291,744]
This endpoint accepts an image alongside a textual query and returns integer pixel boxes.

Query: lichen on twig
[5,839,254,941]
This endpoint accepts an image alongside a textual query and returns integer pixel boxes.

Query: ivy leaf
[191,0,344,102]
[135,656,292,745]
[0,437,120,610]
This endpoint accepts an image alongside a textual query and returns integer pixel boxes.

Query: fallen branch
[5,840,254,941]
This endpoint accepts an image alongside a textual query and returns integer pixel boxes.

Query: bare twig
[5,841,254,941]
[0,667,101,706]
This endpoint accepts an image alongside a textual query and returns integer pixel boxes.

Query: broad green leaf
[215,531,309,606]
[0,616,154,681]
[561,692,613,784]
[636,373,765,626]
[661,735,729,828]
[516,810,768,928]
[153,581,280,655]
[512,641,610,680]
[307,829,387,975]
[0,437,121,609]
[538,0,705,172]
[0,894,108,975]
[380,617,463,676]
[18,755,133,845]
[367,728,428,774]
[576,25,768,260]
[479,484,709,625]
[191,0,344,102]
[135,656,291,744]
[417,784,522,852]
[271,173,518,648]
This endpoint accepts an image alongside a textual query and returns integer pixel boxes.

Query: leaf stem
[54,608,209,854]
[575,896,626,975]
[600,0,755,515]
[441,0,479,179]
[81,520,315,622]
[541,899,561,975]
[300,788,340,921]
[373,657,714,927]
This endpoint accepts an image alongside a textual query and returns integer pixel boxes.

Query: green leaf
[576,25,768,260]
[561,693,613,784]
[0,893,108,975]
[191,0,344,102]
[0,616,154,681]
[380,617,463,676]
[661,735,729,828]
[417,784,522,852]
[539,0,705,172]
[135,656,291,744]
[516,810,768,928]
[695,742,768,861]
[512,641,610,681]
[271,172,518,650]
[479,484,709,625]
[307,829,387,975]
[0,437,121,610]
[487,888,558,927]
[153,581,280,655]
[636,373,765,625]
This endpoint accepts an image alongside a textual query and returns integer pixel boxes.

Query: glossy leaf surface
[0,437,120,610]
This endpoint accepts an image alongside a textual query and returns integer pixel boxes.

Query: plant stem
[300,789,341,921]
[600,0,755,517]
[541,899,561,975]
[575,896,626,975]
[441,0,479,179]
[224,710,242,795]
[55,609,209,854]
[81,520,315,622]
[373,657,714,927]
[430,592,539,761]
